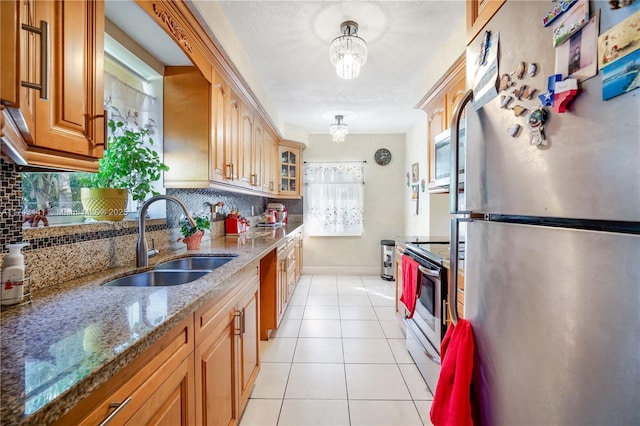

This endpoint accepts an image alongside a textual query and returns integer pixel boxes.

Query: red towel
[430,319,475,426]
[399,255,419,318]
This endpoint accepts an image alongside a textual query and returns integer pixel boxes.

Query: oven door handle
[418,265,440,277]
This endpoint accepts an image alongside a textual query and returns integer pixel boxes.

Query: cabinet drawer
[55,316,194,426]
[194,263,259,345]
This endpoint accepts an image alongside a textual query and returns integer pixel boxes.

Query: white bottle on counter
[1,242,30,305]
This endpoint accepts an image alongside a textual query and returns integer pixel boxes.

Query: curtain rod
[303,160,367,164]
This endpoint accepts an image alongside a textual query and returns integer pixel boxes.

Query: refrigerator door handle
[449,217,462,325]
[450,89,474,215]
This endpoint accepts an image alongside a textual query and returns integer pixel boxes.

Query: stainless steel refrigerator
[448,2,640,424]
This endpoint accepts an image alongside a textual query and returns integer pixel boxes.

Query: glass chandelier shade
[329,21,367,80]
[329,115,349,143]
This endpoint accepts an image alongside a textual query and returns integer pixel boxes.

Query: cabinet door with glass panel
[278,141,304,198]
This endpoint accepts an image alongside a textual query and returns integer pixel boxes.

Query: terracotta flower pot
[179,230,204,250]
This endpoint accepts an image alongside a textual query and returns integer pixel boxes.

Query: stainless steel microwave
[429,126,465,191]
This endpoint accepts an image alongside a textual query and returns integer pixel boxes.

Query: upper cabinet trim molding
[415,54,466,111]
[135,0,283,140]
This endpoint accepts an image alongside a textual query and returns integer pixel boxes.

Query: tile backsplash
[0,156,22,251]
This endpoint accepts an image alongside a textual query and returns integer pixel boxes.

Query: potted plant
[178,214,211,250]
[80,119,169,221]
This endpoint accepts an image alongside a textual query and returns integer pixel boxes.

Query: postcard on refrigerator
[555,11,599,82]
[598,10,640,69]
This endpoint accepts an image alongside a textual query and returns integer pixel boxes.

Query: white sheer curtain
[103,72,163,214]
[303,161,365,236]
[104,72,160,137]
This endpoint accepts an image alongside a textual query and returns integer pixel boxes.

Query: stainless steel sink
[154,255,238,271]
[103,270,210,287]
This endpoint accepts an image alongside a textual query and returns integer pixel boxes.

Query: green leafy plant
[80,119,169,202]
[180,214,211,237]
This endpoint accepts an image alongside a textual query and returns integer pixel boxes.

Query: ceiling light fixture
[329,115,349,142]
[329,20,367,80]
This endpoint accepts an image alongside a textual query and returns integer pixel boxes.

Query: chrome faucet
[136,195,197,268]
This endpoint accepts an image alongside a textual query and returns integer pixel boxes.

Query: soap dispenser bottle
[1,242,30,305]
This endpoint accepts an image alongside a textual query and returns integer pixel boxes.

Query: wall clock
[374,148,392,166]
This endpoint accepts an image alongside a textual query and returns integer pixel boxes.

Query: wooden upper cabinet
[163,66,210,188]
[1,0,105,171]
[278,141,303,199]
[466,0,506,45]
[425,97,446,185]
[251,119,264,188]
[238,101,253,188]
[417,53,465,191]
[262,130,278,194]
[211,70,228,184]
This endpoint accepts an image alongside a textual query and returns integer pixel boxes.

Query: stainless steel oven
[403,243,449,393]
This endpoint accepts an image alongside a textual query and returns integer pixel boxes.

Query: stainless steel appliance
[380,239,395,281]
[448,3,640,424]
[403,242,449,393]
[431,126,466,191]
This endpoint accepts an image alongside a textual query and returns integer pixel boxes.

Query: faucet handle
[148,237,159,258]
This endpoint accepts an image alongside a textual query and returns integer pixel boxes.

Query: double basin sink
[104,255,238,287]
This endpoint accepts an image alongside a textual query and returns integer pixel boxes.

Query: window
[21,43,163,224]
[303,161,365,236]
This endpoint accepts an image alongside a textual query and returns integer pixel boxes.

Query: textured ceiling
[202,1,466,135]
[107,0,466,136]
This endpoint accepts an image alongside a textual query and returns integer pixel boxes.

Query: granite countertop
[0,222,303,425]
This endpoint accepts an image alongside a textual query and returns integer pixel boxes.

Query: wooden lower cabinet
[56,263,262,426]
[194,263,260,425]
[54,316,195,426]
[259,229,302,340]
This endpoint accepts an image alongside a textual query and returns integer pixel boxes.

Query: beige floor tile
[298,274,312,284]
[306,294,339,306]
[345,364,412,400]
[380,319,405,338]
[369,293,396,307]
[278,399,350,426]
[338,295,372,306]
[388,338,416,364]
[341,320,385,338]
[285,363,347,399]
[337,286,369,296]
[399,363,433,400]
[282,305,305,320]
[239,399,282,426]
[335,274,362,281]
[272,319,301,338]
[339,305,377,320]
[311,275,337,284]
[414,400,434,425]
[288,294,308,305]
[260,338,297,363]
[336,280,367,288]
[250,363,291,399]
[375,306,400,321]
[299,319,342,338]
[308,285,338,296]
[349,400,423,425]
[293,285,310,295]
[366,285,396,297]
[343,338,396,364]
[294,338,344,363]
[303,305,341,320]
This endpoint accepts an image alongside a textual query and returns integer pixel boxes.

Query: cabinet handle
[226,163,234,180]
[234,310,242,335]
[98,396,132,426]
[269,181,274,191]
[21,20,49,100]
[241,307,246,334]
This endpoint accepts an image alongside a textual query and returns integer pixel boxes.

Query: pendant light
[329,21,367,80]
[329,115,348,143]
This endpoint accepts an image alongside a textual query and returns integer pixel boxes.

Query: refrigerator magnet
[500,95,513,108]
[527,108,548,146]
[507,124,521,137]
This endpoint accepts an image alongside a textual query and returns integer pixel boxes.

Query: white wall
[303,134,405,275]
[403,18,466,238]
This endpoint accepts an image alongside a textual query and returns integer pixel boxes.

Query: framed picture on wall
[411,184,419,215]
[411,163,419,183]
